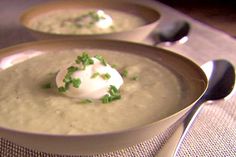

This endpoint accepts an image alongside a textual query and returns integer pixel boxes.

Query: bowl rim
[0,38,208,138]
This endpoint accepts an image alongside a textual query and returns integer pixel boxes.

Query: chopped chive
[59,66,80,92]
[94,55,107,66]
[101,94,110,103]
[110,95,121,101]
[74,11,100,28]
[111,64,117,68]
[101,85,121,104]
[109,85,118,94]
[65,82,70,90]
[71,78,81,88]
[80,99,92,104]
[58,86,66,93]
[91,72,100,78]
[121,69,128,77]
[101,73,111,80]
[131,76,138,81]
[71,10,110,28]
[67,66,79,73]
[76,52,94,69]
[63,75,72,83]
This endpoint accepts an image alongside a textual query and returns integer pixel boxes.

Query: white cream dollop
[95,10,113,29]
[56,58,123,99]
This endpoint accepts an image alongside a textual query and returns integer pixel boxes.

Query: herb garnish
[121,69,128,77]
[131,76,138,81]
[67,66,79,75]
[91,72,100,78]
[101,73,111,80]
[94,55,107,66]
[91,72,111,80]
[74,11,105,28]
[80,99,93,104]
[57,53,123,104]
[58,66,81,93]
[101,85,121,103]
[58,86,67,93]
[71,78,81,88]
[63,66,79,84]
[88,11,101,21]
[76,52,94,69]
[111,64,117,68]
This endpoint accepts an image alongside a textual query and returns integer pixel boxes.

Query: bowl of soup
[0,39,207,155]
[20,0,161,42]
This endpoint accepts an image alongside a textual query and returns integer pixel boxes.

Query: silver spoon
[148,21,190,45]
[156,59,235,157]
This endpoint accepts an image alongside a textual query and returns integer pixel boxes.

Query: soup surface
[0,49,182,134]
[28,9,147,35]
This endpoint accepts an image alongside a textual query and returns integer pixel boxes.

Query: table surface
[0,0,236,157]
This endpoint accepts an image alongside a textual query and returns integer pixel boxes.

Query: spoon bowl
[156,59,235,157]
[201,60,235,100]
[150,21,191,45]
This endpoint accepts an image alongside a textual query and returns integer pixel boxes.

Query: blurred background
[0,0,235,48]
[158,0,236,38]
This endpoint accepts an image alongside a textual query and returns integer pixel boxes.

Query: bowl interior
[0,39,207,155]
[0,39,207,119]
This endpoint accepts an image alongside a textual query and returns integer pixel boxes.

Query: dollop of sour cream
[56,57,123,99]
[95,10,113,29]
[74,10,113,30]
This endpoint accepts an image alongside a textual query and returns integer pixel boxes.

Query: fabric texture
[0,126,175,157]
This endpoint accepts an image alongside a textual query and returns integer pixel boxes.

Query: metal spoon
[156,59,235,157]
[148,20,191,46]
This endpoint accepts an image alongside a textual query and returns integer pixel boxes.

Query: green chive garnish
[91,72,100,79]
[111,64,117,68]
[58,66,80,92]
[131,76,138,81]
[80,99,92,104]
[74,11,101,28]
[101,85,121,103]
[94,55,107,66]
[121,69,128,77]
[76,52,94,69]
[58,86,67,93]
[67,66,79,73]
[101,73,111,80]
[71,78,81,88]
[101,94,110,103]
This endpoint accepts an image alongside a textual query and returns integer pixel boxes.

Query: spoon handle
[155,99,204,157]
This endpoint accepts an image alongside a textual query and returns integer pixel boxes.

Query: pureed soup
[0,49,182,134]
[28,9,147,35]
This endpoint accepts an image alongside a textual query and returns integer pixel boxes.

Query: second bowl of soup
[20,0,161,41]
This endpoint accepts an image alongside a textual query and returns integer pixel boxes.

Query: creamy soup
[29,9,147,35]
[0,49,181,134]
